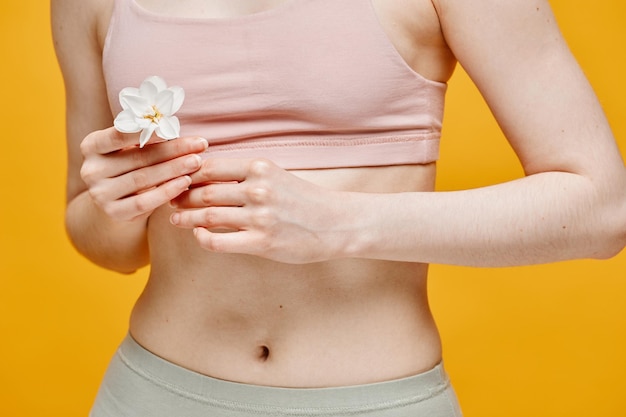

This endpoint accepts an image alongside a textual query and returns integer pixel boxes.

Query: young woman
[52,0,626,416]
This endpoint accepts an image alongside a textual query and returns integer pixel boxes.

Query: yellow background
[0,1,624,416]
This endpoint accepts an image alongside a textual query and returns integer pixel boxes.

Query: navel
[257,345,271,362]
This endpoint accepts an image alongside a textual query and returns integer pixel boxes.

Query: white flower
[114,76,185,148]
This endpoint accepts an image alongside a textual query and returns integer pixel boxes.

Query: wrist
[326,191,377,260]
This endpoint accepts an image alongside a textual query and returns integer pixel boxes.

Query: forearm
[65,191,150,274]
[345,171,626,267]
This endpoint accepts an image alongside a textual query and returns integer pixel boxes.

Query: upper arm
[51,0,115,203]
[434,0,623,179]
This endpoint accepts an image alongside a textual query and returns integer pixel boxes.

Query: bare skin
[52,0,626,388]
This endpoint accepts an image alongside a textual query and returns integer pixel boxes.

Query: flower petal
[121,94,152,117]
[169,86,185,114]
[136,118,152,129]
[118,87,140,110]
[114,109,142,133]
[145,76,167,92]
[139,124,157,148]
[155,116,180,140]
[155,90,174,116]
[139,78,159,103]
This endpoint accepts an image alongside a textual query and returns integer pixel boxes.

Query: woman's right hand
[80,127,208,222]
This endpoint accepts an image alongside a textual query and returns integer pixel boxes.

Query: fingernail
[197,137,209,149]
[185,154,202,169]
[176,175,192,188]
[170,212,180,225]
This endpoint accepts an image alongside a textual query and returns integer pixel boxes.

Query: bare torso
[97,0,457,387]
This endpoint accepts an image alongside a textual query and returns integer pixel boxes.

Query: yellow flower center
[143,105,163,124]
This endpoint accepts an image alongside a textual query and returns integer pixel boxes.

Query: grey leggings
[90,334,463,417]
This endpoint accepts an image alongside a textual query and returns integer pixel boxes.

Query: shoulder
[51,0,114,52]
[426,0,567,74]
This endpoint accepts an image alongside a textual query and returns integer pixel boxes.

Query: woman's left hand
[169,158,354,264]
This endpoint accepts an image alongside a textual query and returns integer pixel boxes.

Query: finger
[81,130,208,183]
[192,227,259,255]
[104,153,203,200]
[81,127,140,155]
[171,182,248,209]
[116,154,202,201]
[170,207,245,231]
[190,158,275,184]
[110,136,209,174]
[101,175,192,221]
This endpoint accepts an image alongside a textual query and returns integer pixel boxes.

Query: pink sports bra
[103,0,447,169]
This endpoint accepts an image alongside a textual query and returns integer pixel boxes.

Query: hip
[90,333,462,417]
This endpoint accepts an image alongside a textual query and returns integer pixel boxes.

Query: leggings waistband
[118,334,451,414]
